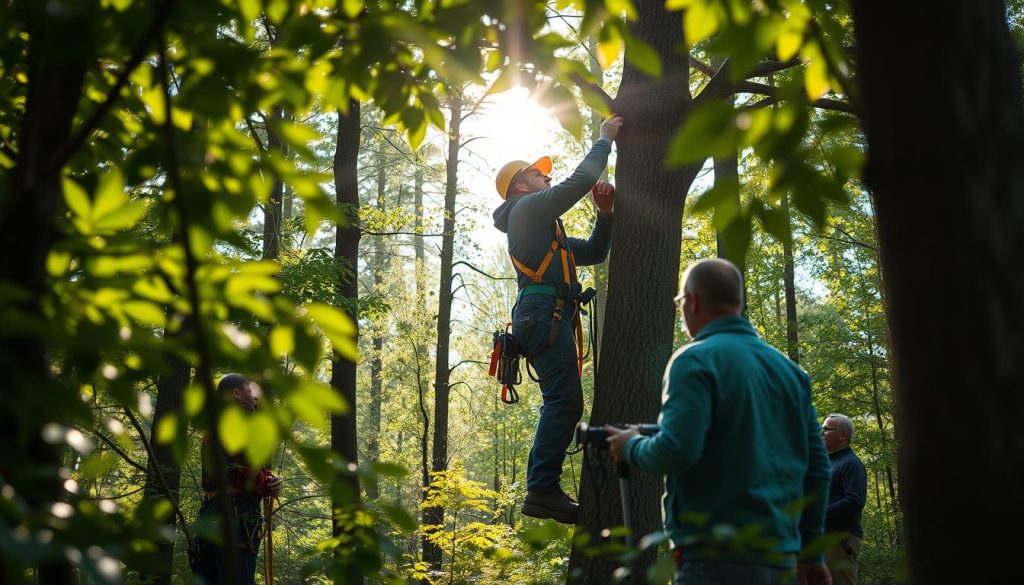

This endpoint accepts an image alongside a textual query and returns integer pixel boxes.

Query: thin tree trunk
[366,149,386,501]
[0,10,89,584]
[588,36,610,351]
[330,101,363,585]
[851,3,1024,583]
[423,90,462,575]
[781,194,799,363]
[570,3,699,581]
[140,338,191,585]
[263,105,286,260]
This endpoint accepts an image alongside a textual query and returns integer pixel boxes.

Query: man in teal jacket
[608,259,832,585]
[492,115,622,523]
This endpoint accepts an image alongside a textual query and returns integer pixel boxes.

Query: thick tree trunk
[569,3,699,582]
[423,91,462,574]
[851,2,1024,583]
[330,101,363,585]
[0,10,88,584]
[140,342,191,585]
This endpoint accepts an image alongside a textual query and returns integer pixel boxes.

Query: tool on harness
[488,325,523,404]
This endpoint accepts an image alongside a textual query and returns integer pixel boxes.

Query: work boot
[521,490,579,524]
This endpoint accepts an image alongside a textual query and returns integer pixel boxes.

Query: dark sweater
[825,447,867,538]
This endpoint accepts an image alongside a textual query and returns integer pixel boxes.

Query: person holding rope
[606,259,833,585]
[191,373,282,585]
[492,114,623,524]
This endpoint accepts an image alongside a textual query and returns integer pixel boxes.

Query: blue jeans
[674,561,795,585]
[191,495,262,585]
[513,295,584,493]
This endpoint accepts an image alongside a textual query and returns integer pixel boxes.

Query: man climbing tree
[491,114,623,524]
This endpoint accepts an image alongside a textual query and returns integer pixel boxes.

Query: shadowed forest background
[1,0,1023,584]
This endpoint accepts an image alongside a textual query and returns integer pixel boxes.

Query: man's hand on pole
[605,425,640,463]
[592,181,615,217]
[266,474,284,497]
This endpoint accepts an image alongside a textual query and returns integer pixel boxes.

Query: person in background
[191,373,283,585]
[822,413,867,585]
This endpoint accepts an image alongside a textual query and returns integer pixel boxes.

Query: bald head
[681,258,744,311]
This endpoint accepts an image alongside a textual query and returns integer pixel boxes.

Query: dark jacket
[492,138,613,296]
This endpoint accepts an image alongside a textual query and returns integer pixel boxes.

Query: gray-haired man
[822,413,867,585]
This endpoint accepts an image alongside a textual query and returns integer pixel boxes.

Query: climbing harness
[490,219,600,403]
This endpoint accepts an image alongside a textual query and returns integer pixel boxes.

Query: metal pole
[617,463,633,547]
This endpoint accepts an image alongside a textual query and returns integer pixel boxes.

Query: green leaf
[184,385,205,417]
[623,33,662,77]
[239,0,261,24]
[666,102,739,166]
[64,178,91,219]
[537,84,583,139]
[343,0,364,18]
[219,406,248,454]
[373,462,408,478]
[94,169,127,220]
[306,302,358,361]
[684,0,719,47]
[156,413,178,444]
[122,300,167,326]
[270,325,295,358]
[93,201,149,232]
[752,201,792,246]
[379,502,417,531]
[646,556,677,585]
[245,411,279,467]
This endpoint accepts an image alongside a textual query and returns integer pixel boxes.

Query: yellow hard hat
[494,156,552,199]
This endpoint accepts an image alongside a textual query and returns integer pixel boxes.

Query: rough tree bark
[0,8,89,584]
[263,105,287,260]
[330,101,363,585]
[851,2,1024,583]
[570,3,701,581]
[781,194,799,363]
[422,90,462,575]
[140,344,191,585]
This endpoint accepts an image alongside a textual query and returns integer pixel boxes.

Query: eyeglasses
[673,291,691,307]
[821,426,838,433]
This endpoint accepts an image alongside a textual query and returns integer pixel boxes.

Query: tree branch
[744,58,802,78]
[48,0,179,173]
[452,260,515,281]
[90,428,147,474]
[568,72,614,110]
[740,81,857,115]
[689,56,715,77]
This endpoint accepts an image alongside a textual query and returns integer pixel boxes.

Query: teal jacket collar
[692,314,757,341]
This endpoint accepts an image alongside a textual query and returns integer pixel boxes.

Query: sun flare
[469,87,563,164]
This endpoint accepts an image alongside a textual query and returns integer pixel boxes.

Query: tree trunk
[366,149,386,501]
[851,2,1024,583]
[781,194,799,363]
[414,165,426,305]
[588,36,610,351]
[140,340,191,585]
[570,3,699,581]
[0,10,88,584]
[423,90,462,576]
[330,101,363,585]
[263,105,286,260]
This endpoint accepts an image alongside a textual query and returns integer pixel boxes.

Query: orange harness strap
[510,220,586,376]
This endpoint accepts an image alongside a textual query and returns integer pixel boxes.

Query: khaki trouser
[825,533,862,585]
